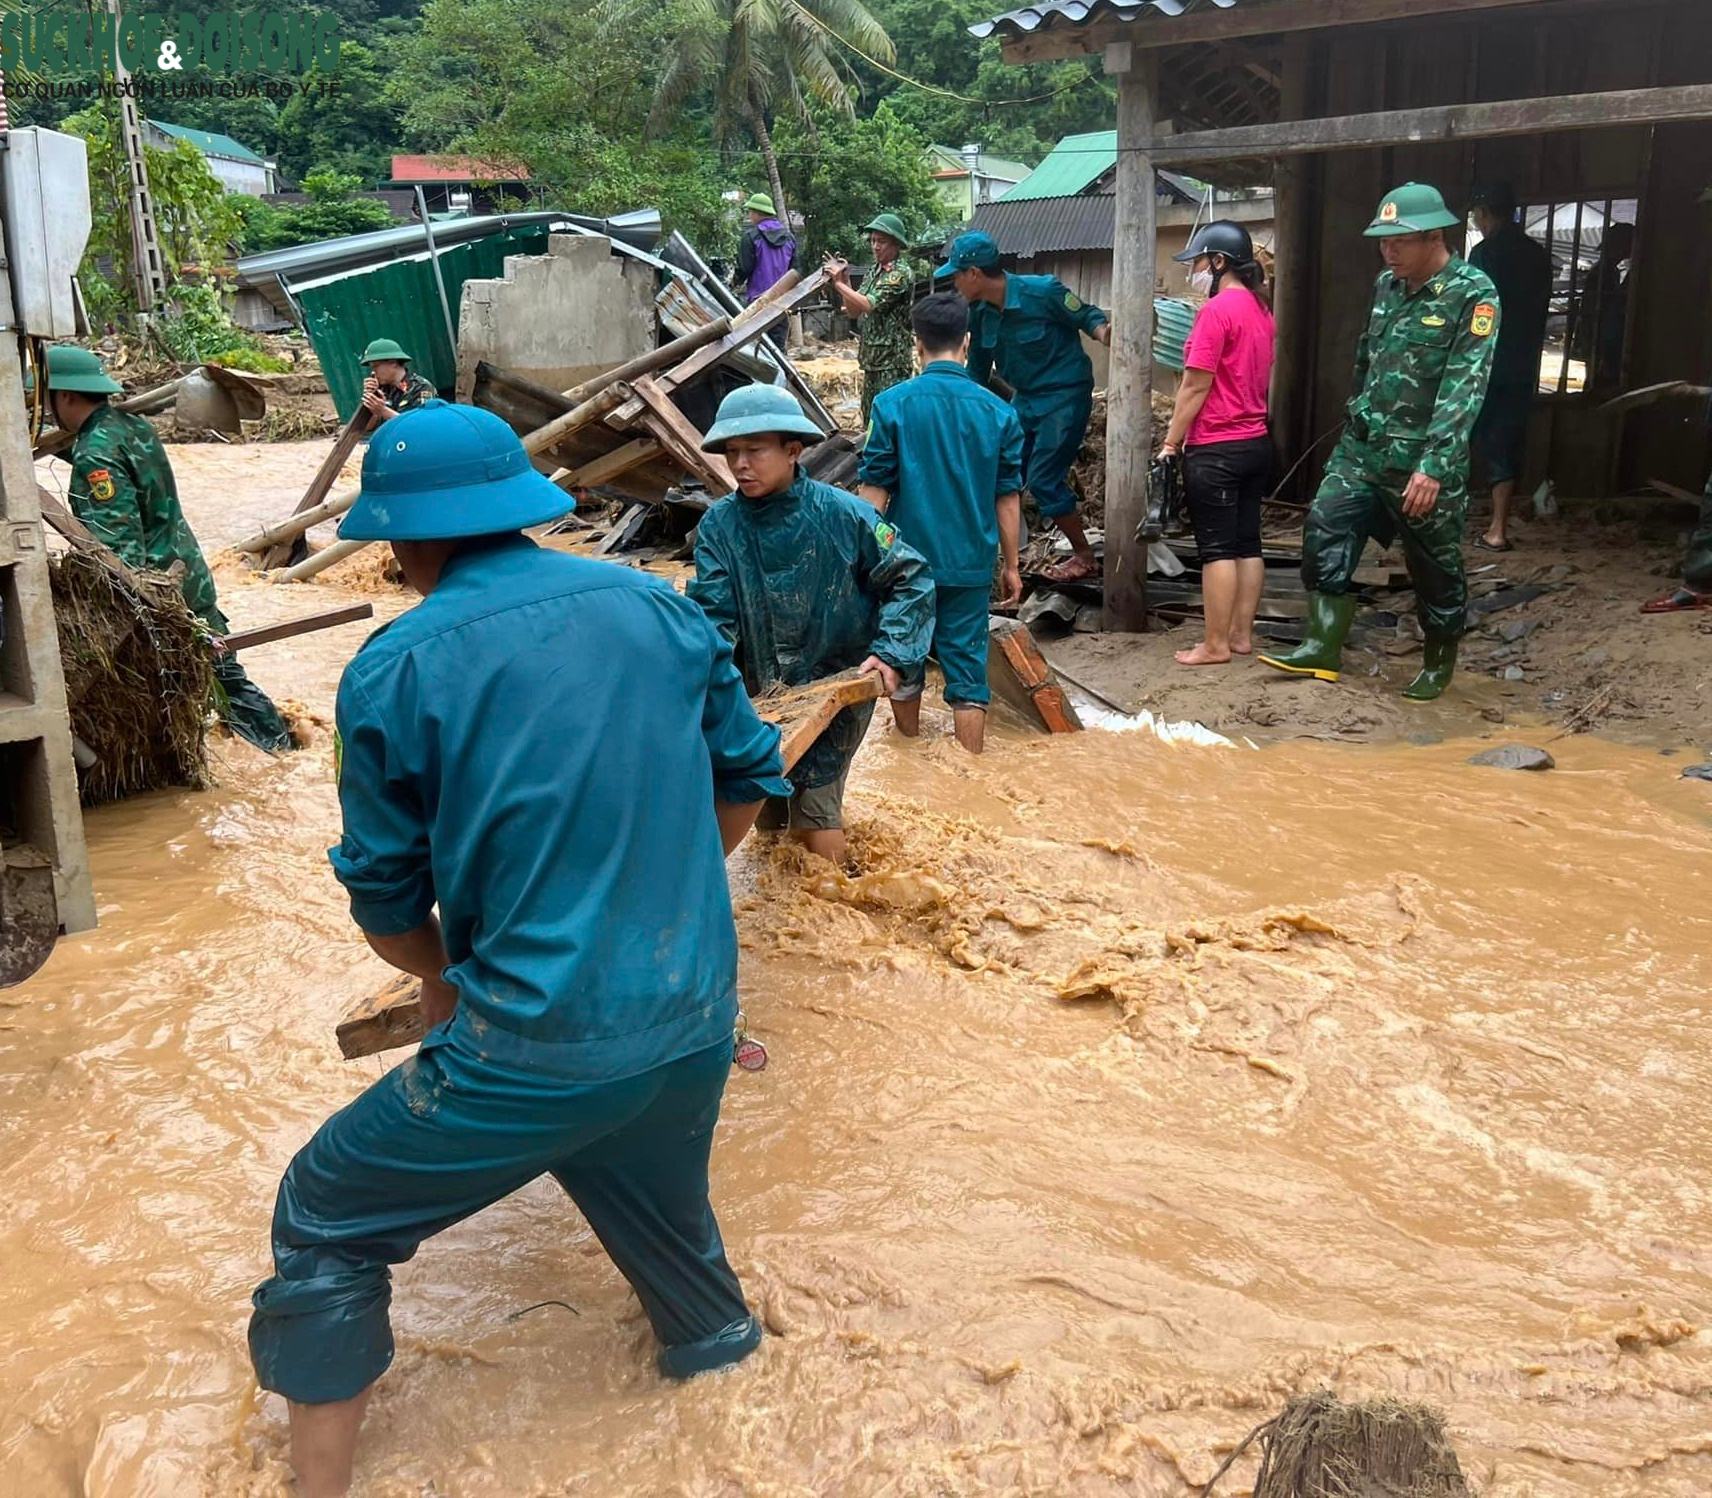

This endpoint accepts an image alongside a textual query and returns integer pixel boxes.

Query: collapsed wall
[454,234,655,401]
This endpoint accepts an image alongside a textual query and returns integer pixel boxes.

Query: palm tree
[633,0,895,216]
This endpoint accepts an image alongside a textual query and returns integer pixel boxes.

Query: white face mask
[1189,268,1215,295]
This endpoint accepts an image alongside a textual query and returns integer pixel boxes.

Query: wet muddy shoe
[1402,635,1457,701]
[1258,592,1354,682]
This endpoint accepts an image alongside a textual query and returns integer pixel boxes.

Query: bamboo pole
[270,536,367,584]
[236,484,364,556]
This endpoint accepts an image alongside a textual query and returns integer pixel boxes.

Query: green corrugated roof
[150,120,266,165]
[999,131,1115,202]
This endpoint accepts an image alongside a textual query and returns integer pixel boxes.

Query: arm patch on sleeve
[1470,302,1497,337]
[874,519,898,549]
[86,468,116,502]
[1064,291,1083,312]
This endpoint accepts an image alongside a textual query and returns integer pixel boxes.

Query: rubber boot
[1258,592,1355,682]
[1402,634,1457,701]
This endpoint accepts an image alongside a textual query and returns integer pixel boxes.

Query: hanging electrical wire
[792,6,1102,109]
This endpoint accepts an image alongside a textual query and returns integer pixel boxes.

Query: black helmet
[1173,220,1254,267]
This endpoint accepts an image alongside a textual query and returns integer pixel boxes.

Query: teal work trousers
[249,1028,758,1404]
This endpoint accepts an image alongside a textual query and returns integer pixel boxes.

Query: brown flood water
[4,601,1712,1495]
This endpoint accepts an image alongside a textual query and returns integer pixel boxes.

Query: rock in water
[1468,745,1555,771]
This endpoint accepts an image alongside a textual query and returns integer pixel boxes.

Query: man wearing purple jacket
[734,193,797,351]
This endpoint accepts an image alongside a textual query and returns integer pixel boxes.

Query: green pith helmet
[359,338,412,365]
[702,383,822,453]
[743,193,776,216]
[1364,182,1460,237]
[862,212,909,246]
[41,345,123,395]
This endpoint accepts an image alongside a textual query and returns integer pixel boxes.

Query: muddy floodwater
[6,495,1712,1493]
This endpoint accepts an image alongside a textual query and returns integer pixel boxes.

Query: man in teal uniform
[689,383,934,867]
[42,344,294,752]
[938,230,1112,585]
[857,291,1024,755]
[249,402,787,1496]
[358,338,433,423]
[1261,183,1499,701]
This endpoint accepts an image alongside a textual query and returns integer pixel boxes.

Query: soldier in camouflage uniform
[43,346,295,753]
[358,338,434,423]
[1261,183,1499,701]
[826,213,917,421]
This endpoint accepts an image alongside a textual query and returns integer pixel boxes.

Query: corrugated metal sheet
[970,0,1243,41]
[973,194,1116,254]
[1152,297,1197,372]
[1000,131,1115,202]
[295,227,565,421]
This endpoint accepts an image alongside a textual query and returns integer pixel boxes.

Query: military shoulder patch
[332,727,344,784]
[1064,291,1083,312]
[874,519,898,549]
[1470,302,1497,338]
[85,468,116,502]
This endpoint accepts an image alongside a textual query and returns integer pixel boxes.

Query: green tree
[775,103,945,260]
[231,170,397,252]
[63,106,242,323]
[276,41,404,185]
[389,0,728,241]
[633,0,895,218]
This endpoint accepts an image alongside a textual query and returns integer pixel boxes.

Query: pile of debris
[49,547,213,805]
[235,262,844,584]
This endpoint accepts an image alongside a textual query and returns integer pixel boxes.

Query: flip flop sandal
[1472,537,1513,552]
[1640,588,1712,614]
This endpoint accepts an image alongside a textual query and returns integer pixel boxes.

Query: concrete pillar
[1103,42,1157,634]
[1269,35,1314,487]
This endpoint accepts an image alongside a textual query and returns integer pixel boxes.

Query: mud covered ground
[1040,495,1712,751]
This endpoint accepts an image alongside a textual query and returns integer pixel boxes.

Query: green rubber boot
[1258,592,1355,682]
[1402,634,1457,701]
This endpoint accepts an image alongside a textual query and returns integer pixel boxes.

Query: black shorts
[1184,436,1271,563]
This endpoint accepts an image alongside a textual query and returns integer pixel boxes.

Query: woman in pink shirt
[1160,221,1277,666]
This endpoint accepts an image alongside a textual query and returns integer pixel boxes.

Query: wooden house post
[1102,41,1157,633]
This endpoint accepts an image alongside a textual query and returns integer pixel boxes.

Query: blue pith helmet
[339,401,573,541]
[934,230,1001,281]
[702,383,822,452]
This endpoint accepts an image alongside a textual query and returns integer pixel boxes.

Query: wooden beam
[627,376,736,494]
[259,408,373,568]
[996,0,1562,64]
[216,603,375,653]
[554,436,662,491]
[1102,41,1155,633]
[1147,82,1712,165]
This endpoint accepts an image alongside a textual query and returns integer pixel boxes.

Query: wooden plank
[756,671,882,773]
[216,603,375,653]
[988,618,1082,733]
[554,437,662,491]
[629,376,737,493]
[609,269,833,426]
[35,484,103,551]
[998,0,1563,63]
[335,974,428,1061]
[1147,82,1712,166]
[333,670,883,1060]
[1102,43,1155,634]
[259,408,373,567]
